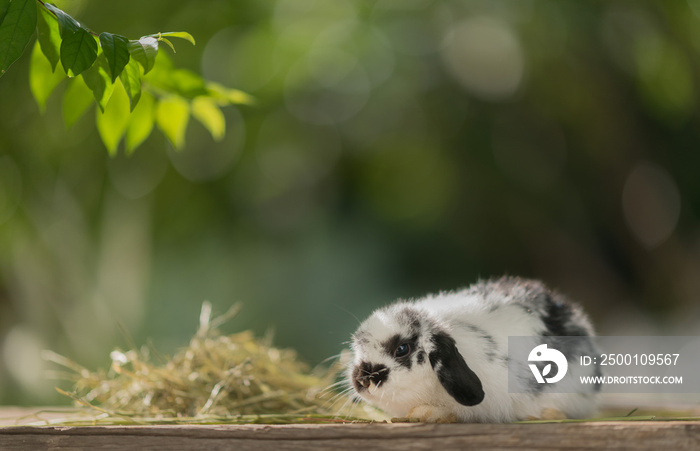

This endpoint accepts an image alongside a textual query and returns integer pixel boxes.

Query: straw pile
[43,303,379,424]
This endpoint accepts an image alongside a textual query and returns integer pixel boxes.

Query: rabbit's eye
[394,343,410,358]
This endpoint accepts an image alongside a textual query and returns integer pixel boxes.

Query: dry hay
[42,302,382,425]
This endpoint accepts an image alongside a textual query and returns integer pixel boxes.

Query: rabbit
[348,276,601,423]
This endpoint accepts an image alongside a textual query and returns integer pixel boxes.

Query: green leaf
[36,5,61,71]
[82,53,114,112]
[156,31,195,46]
[62,75,94,128]
[192,96,225,141]
[60,27,98,77]
[128,36,158,74]
[29,40,65,111]
[99,32,129,82]
[168,70,208,97]
[206,82,255,105]
[156,96,189,149]
[0,0,12,27]
[43,3,79,37]
[159,37,175,53]
[119,57,141,111]
[0,0,37,77]
[96,80,131,156]
[145,55,207,98]
[126,91,155,154]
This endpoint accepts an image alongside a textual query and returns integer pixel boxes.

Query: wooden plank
[1,421,699,451]
[1,407,699,450]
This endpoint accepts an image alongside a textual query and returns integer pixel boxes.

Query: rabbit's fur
[349,276,600,422]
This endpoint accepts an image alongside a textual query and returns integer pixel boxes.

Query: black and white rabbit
[348,276,601,423]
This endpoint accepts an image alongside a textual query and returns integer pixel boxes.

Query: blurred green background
[2,0,700,405]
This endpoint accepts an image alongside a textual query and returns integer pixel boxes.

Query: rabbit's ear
[429,331,485,406]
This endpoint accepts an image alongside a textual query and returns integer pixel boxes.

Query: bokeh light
[441,17,525,101]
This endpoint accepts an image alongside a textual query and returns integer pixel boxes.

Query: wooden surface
[1,408,699,451]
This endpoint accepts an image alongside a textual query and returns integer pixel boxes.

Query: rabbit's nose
[353,362,390,392]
